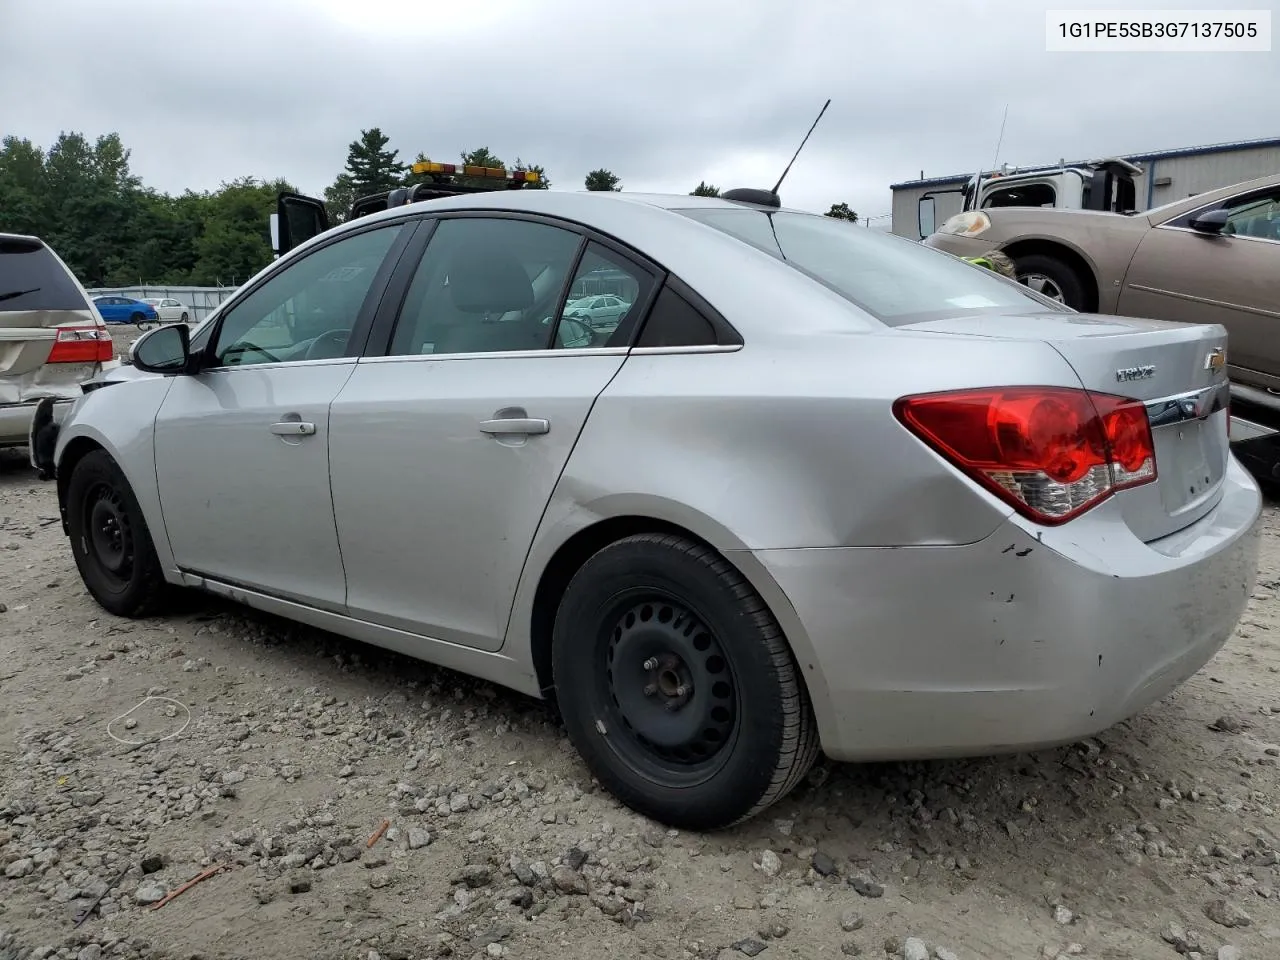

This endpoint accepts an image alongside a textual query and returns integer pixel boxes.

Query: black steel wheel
[552,533,820,830]
[599,591,740,784]
[66,449,169,617]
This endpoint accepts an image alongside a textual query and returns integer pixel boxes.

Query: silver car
[1,233,116,448]
[36,189,1262,830]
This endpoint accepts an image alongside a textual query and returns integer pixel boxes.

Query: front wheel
[1012,253,1088,310]
[66,449,170,617]
[552,533,819,830]
[132,312,156,331]
[180,312,188,323]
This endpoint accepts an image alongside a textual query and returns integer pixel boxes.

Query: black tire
[551,533,819,830]
[180,312,188,323]
[66,449,169,618]
[132,312,155,331]
[1012,253,1088,310]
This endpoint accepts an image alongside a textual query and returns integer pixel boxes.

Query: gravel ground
[4,447,1280,960]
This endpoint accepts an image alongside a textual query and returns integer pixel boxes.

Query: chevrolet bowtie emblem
[1205,347,1226,372]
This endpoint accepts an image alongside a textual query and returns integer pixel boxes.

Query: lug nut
[674,685,687,698]
[642,658,658,671]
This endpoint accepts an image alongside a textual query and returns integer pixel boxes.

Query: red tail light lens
[894,386,1157,525]
[46,325,114,364]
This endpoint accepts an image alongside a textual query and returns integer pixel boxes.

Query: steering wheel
[304,328,352,361]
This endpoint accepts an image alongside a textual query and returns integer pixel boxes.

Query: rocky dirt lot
[3,448,1280,960]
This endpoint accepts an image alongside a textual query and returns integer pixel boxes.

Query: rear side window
[637,285,717,347]
[0,238,89,312]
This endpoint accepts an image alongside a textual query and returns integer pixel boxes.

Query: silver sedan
[36,188,1262,830]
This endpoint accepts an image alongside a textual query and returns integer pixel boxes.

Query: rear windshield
[0,238,89,313]
[676,207,1066,326]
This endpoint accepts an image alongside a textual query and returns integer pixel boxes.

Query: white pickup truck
[915,157,1144,239]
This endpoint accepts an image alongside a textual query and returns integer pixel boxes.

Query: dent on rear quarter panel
[55,376,178,575]
[503,328,1084,753]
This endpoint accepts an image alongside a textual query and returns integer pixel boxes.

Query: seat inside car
[395,239,543,355]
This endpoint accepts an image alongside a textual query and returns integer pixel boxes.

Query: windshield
[677,207,1067,326]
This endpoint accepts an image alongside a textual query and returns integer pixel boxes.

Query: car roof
[0,231,45,245]
[325,189,808,238]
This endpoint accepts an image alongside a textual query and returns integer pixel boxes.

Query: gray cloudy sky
[2,0,1276,225]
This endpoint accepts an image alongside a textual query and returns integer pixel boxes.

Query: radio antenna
[772,98,831,196]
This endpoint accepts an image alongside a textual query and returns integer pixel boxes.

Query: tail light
[46,325,114,364]
[894,386,1157,525]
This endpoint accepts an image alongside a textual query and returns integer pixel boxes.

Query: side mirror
[130,323,190,374]
[918,196,937,239]
[1189,207,1231,234]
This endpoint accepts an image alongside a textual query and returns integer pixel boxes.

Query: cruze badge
[1204,347,1226,372]
[1115,364,1156,383]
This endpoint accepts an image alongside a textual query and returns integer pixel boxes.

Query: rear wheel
[132,312,155,331]
[180,312,188,323]
[66,449,170,617]
[1012,253,1087,310]
[552,533,819,830]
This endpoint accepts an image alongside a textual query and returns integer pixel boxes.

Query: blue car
[92,295,159,327]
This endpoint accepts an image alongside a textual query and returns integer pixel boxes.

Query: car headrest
[447,242,534,314]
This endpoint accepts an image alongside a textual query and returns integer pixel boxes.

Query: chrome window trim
[354,343,744,364]
[358,346,630,364]
[197,356,359,374]
[1153,224,1280,246]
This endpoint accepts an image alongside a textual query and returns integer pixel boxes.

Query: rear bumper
[753,456,1263,762]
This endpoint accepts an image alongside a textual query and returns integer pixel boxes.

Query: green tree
[0,136,50,237]
[824,202,858,223]
[585,168,621,191]
[690,181,720,197]
[191,177,295,286]
[323,128,407,222]
[40,132,144,285]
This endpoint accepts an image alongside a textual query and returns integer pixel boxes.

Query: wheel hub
[87,490,130,575]
[605,599,736,765]
[1020,273,1065,302]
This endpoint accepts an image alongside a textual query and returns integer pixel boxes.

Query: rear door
[0,236,107,409]
[1118,184,1280,386]
[328,214,659,650]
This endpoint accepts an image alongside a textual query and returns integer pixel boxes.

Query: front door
[1119,185,1280,384]
[153,222,408,610]
[329,216,657,650]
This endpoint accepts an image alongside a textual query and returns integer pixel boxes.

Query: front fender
[53,375,178,576]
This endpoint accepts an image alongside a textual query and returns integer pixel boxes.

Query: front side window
[211,224,403,367]
[1224,190,1280,240]
[678,207,1066,326]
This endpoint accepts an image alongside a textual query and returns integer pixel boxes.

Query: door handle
[479,417,549,436]
[270,421,316,436]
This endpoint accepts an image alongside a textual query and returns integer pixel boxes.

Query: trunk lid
[902,311,1230,542]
